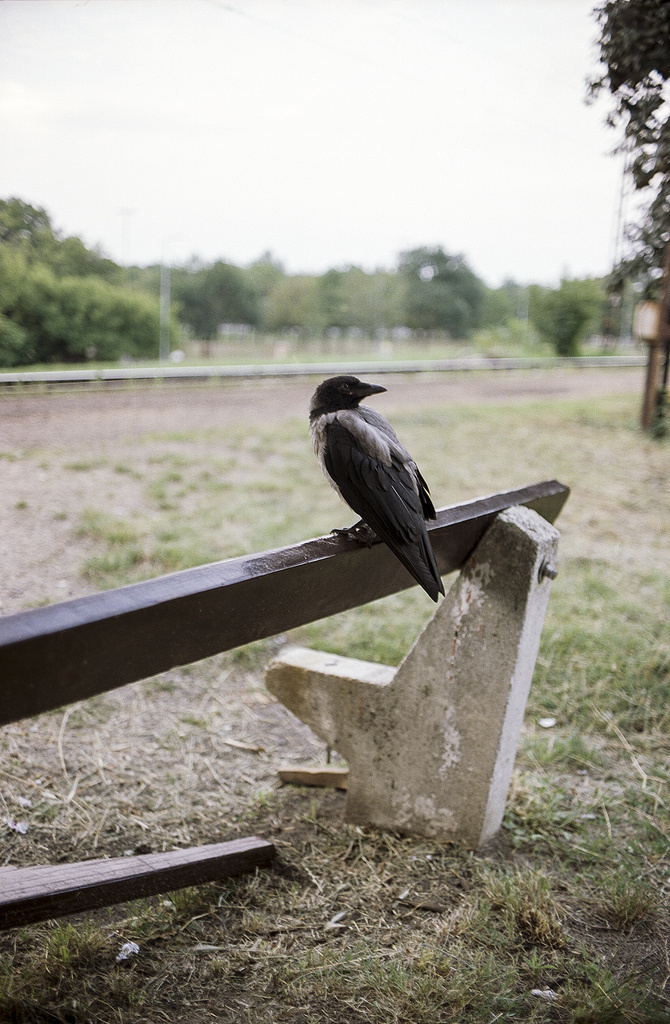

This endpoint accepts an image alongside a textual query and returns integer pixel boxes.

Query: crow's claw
[331,522,378,547]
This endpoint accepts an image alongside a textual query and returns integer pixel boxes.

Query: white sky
[0,0,623,286]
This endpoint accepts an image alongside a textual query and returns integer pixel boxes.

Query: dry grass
[0,385,669,1022]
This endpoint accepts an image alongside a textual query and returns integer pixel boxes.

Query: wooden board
[0,481,569,726]
[278,766,349,790]
[0,837,275,930]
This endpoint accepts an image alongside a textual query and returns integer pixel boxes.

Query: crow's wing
[323,417,444,600]
[355,405,437,521]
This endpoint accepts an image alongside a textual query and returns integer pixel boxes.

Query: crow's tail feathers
[392,532,445,603]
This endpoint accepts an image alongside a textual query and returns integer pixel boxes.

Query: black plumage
[309,375,445,602]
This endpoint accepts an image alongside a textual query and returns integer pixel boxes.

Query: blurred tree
[481,281,525,328]
[0,246,37,365]
[398,246,485,337]
[0,197,173,366]
[337,267,403,335]
[0,244,168,367]
[173,260,259,340]
[7,267,165,364]
[0,197,54,252]
[590,0,670,289]
[264,274,324,333]
[0,245,25,307]
[131,263,162,296]
[0,247,32,365]
[246,252,284,295]
[529,278,605,356]
[50,235,122,282]
[245,252,286,330]
[0,196,121,281]
[318,268,348,330]
[0,314,29,367]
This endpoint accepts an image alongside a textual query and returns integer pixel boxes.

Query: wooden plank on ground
[278,766,349,790]
[0,481,569,726]
[0,837,275,930]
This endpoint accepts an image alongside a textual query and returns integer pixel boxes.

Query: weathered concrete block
[266,506,560,848]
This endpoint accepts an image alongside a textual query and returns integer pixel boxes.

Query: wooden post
[642,241,670,431]
[642,340,663,430]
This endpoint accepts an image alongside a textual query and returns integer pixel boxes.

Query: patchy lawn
[1,384,668,1022]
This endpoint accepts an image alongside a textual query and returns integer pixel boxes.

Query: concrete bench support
[266,505,560,848]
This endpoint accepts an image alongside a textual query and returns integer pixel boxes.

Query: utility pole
[641,240,670,432]
[117,207,136,289]
[159,263,171,363]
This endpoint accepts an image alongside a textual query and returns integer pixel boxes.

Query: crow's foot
[331,522,378,548]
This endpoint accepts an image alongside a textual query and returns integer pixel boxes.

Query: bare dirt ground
[0,365,645,450]
[2,367,668,1023]
[0,366,644,617]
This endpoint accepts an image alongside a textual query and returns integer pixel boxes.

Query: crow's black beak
[357,381,387,397]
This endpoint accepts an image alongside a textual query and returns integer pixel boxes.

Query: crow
[309,375,445,602]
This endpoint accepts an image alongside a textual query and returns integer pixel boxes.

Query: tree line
[2,4,668,370]
[590,0,670,294]
[0,196,606,368]
[0,199,173,368]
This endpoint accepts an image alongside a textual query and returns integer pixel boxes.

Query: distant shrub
[529,278,604,357]
[0,263,165,366]
[0,313,31,367]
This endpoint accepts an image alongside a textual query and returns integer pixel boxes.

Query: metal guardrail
[0,354,646,388]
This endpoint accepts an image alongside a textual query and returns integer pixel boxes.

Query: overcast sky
[1,0,624,286]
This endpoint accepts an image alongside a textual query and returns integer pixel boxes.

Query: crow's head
[310,375,387,417]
